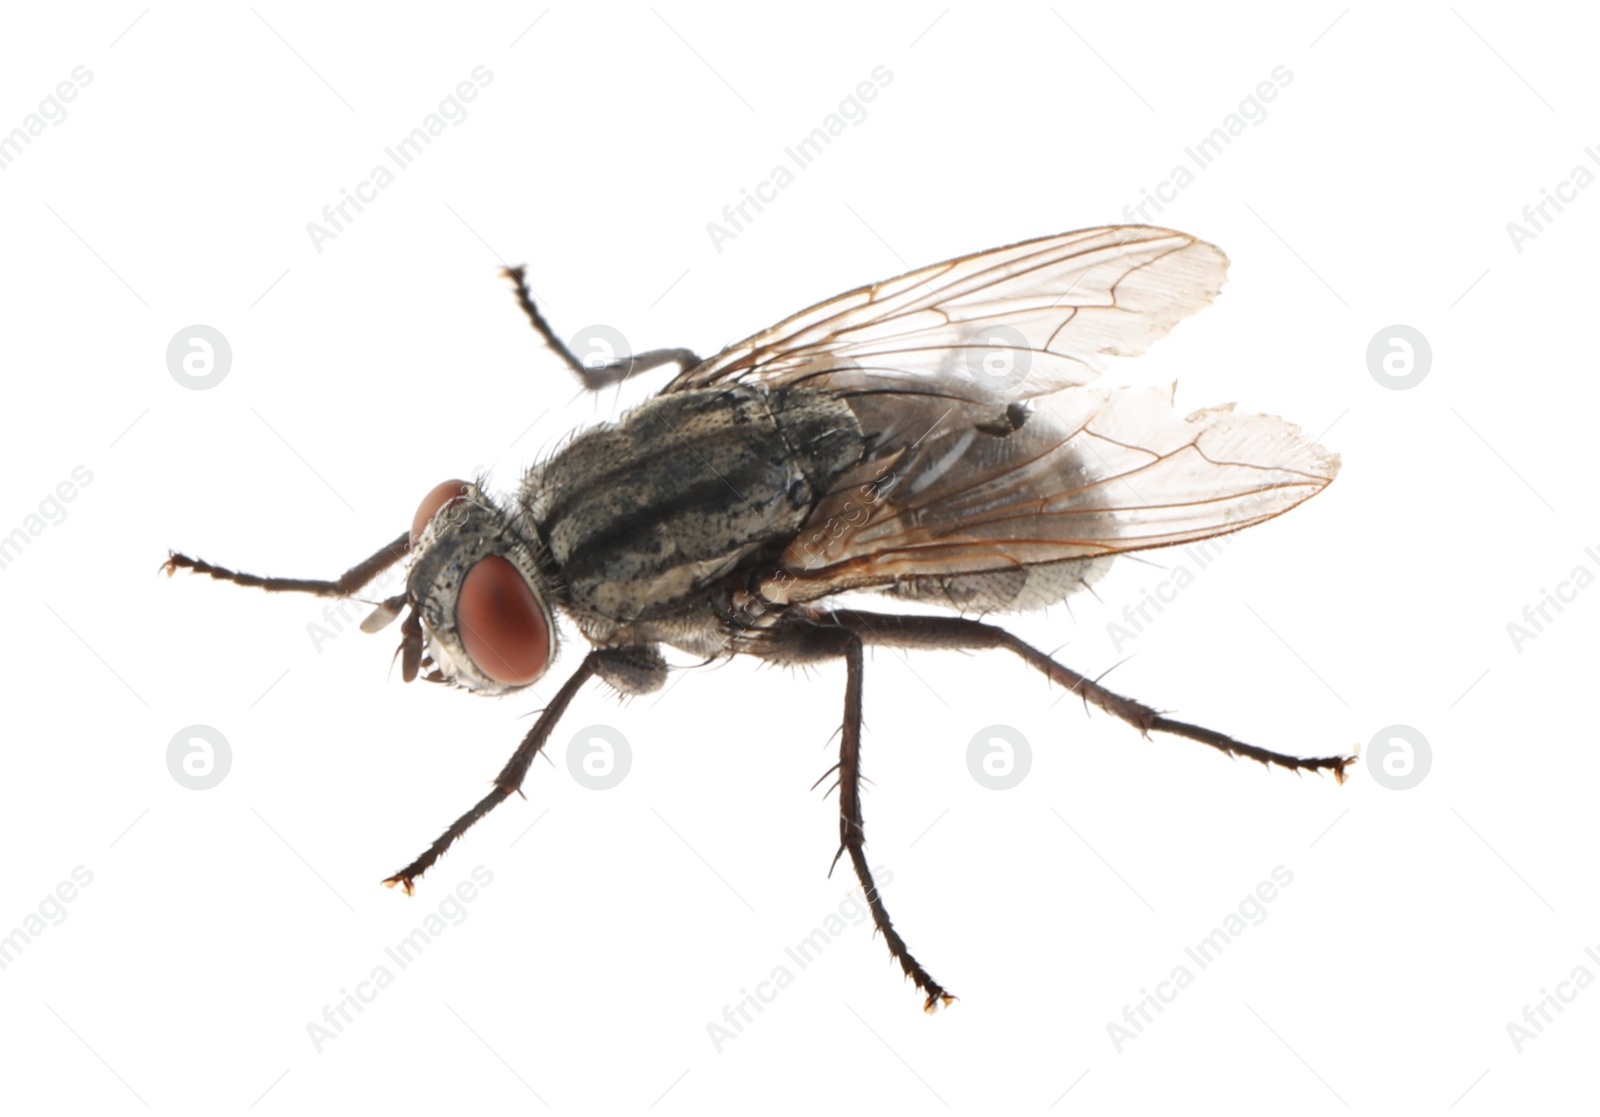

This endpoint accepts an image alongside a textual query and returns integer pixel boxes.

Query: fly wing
[663,224,1335,609]
[668,226,1228,401]
[759,385,1338,605]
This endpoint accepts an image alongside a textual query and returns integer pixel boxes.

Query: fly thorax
[522,387,863,623]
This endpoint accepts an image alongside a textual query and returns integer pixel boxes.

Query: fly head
[392,478,558,695]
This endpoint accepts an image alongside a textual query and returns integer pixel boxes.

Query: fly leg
[163,532,410,599]
[822,609,1357,780]
[501,265,701,390]
[767,615,955,1011]
[383,650,602,893]
[836,633,956,1011]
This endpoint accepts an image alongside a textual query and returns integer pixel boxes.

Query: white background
[1,3,1593,1113]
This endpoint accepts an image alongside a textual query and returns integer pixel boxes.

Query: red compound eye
[412,479,470,545]
[456,556,551,686]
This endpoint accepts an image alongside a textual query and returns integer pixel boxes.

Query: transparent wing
[662,224,1335,608]
[668,225,1229,402]
[761,385,1339,606]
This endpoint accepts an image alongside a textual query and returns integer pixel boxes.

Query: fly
[165,225,1352,1010]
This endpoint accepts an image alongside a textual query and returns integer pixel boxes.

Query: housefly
[166,225,1351,1010]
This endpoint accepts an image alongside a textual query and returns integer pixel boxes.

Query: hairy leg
[763,616,956,1010]
[163,532,411,599]
[384,650,602,893]
[502,265,701,390]
[835,634,956,1011]
[821,609,1355,780]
